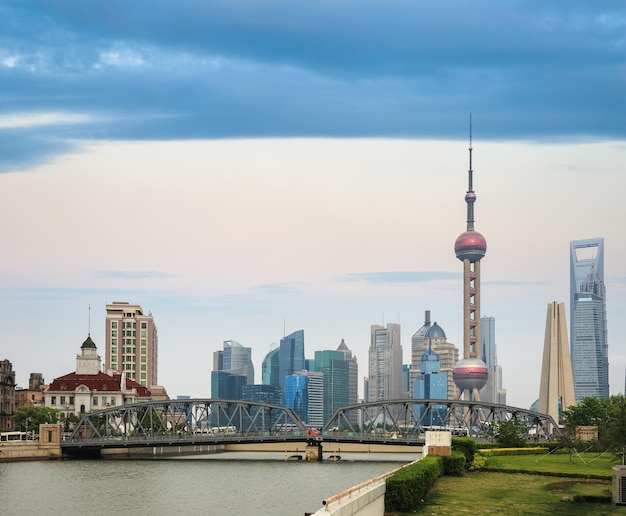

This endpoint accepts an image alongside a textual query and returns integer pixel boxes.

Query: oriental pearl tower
[453,121,489,401]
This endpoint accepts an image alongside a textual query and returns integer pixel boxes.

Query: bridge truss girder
[323,399,561,439]
[69,399,308,440]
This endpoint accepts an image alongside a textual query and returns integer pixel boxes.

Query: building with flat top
[105,302,158,388]
[368,323,403,402]
[570,238,608,401]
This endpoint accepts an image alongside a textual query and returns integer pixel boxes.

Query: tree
[11,406,60,433]
[562,394,626,461]
[489,418,528,448]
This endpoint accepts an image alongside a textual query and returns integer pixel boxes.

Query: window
[141,339,146,346]
[93,397,98,406]
[141,331,147,338]
[69,396,74,405]
[51,396,56,405]
[111,321,118,329]
[60,396,66,405]
[111,330,117,337]
[141,348,146,355]
[112,347,117,354]
[141,364,146,371]
[111,356,117,362]
[141,322,147,329]
[141,373,146,379]
[111,364,117,370]
[110,398,116,406]
[102,397,107,405]
[141,356,147,363]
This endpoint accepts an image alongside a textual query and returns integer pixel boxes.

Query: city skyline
[1,2,626,410]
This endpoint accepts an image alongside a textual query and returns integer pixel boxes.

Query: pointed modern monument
[538,302,576,428]
[453,120,489,400]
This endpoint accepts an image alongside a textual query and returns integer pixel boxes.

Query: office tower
[478,316,507,404]
[570,238,608,401]
[241,384,283,406]
[410,310,432,386]
[368,323,403,402]
[222,340,254,385]
[0,359,16,431]
[105,302,158,388]
[261,344,280,386]
[337,339,359,408]
[453,127,488,400]
[279,330,305,389]
[211,370,247,400]
[413,338,448,425]
[538,302,576,427]
[412,316,460,400]
[283,371,323,427]
[314,350,349,424]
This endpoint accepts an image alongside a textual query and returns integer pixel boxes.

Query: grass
[385,450,622,515]
[483,450,616,478]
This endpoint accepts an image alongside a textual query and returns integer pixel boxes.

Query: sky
[0,0,625,410]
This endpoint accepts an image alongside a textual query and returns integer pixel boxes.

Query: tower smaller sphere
[453,357,488,392]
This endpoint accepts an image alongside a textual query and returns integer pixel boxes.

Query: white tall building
[105,302,158,388]
[368,323,403,402]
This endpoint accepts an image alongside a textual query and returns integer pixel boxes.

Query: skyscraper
[337,339,359,408]
[538,302,576,427]
[453,127,489,400]
[570,238,609,401]
[105,302,158,388]
[314,349,349,424]
[412,313,460,400]
[222,340,254,385]
[283,371,323,427]
[479,316,507,404]
[413,337,448,425]
[261,343,280,387]
[368,323,403,402]
[279,330,305,389]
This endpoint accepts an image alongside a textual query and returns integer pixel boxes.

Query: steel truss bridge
[62,398,560,458]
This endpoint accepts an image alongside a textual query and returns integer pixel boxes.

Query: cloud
[336,271,460,284]
[253,282,310,295]
[1,0,625,170]
[92,270,177,280]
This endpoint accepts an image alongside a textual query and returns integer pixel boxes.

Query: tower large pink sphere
[454,230,487,263]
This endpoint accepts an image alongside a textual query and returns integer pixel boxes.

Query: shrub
[468,454,487,471]
[442,451,466,476]
[479,447,549,456]
[385,456,443,512]
[452,437,476,466]
[572,494,612,504]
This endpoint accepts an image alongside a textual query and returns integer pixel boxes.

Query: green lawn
[483,450,616,478]
[386,451,622,515]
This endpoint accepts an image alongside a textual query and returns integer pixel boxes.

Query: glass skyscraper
[570,238,609,401]
[261,344,280,387]
[279,330,305,389]
[314,349,349,424]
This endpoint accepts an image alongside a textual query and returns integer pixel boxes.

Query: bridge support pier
[306,442,323,461]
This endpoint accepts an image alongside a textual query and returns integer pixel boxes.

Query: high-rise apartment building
[570,238,609,401]
[368,323,403,402]
[279,330,305,389]
[105,302,158,388]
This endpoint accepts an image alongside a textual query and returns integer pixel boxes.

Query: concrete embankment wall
[310,460,418,516]
[0,424,63,461]
[102,444,224,458]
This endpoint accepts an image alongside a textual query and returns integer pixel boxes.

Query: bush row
[385,456,443,512]
[479,447,549,456]
[385,450,468,512]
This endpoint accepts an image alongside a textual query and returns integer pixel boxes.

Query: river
[0,451,416,515]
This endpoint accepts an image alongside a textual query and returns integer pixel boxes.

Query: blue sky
[1,1,625,408]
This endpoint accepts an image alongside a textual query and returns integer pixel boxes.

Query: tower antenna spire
[469,113,473,173]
